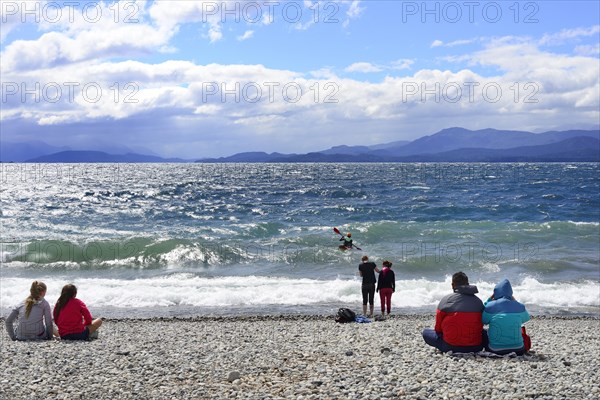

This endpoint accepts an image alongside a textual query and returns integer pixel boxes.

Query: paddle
[333,227,362,251]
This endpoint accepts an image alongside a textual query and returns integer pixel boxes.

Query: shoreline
[3,313,600,323]
[100,313,600,322]
[2,315,599,399]
[4,303,598,321]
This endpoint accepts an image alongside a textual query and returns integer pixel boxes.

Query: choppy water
[1,163,598,316]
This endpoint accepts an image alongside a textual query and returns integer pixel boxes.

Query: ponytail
[54,284,77,321]
[24,281,47,318]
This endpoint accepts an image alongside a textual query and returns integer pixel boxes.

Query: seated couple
[422,272,530,355]
[5,281,102,342]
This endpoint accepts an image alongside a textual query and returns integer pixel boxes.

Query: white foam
[1,275,598,311]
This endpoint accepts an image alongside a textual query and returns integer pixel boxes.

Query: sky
[1,0,599,158]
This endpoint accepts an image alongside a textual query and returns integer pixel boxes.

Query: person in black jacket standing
[377,260,395,319]
[358,256,379,317]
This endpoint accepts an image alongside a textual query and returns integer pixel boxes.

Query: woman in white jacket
[5,281,54,341]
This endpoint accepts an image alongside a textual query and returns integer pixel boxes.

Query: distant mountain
[383,127,600,156]
[367,140,410,151]
[10,127,599,163]
[26,151,186,163]
[315,140,411,155]
[196,128,600,163]
[398,137,600,162]
[199,152,294,163]
[318,145,373,155]
[1,140,165,162]
[1,141,71,162]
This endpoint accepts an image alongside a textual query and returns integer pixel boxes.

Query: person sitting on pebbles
[5,281,56,341]
[482,279,531,355]
[54,284,103,341]
[422,271,484,353]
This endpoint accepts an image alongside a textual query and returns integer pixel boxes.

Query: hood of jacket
[493,279,513,299]
[454,284,479,295]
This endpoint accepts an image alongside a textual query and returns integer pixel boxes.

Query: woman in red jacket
[376,260,395,318]
[54,284,102,340]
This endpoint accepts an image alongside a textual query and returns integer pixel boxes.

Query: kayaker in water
[339,232,353,250]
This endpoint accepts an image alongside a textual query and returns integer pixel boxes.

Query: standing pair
[358,256,396,318]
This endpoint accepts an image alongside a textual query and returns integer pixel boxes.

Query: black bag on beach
[335,308,356,323]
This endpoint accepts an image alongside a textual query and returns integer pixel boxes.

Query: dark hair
[383,260,392,267]
[361,256,369,262]
[54,284,77,320]
[452,271,469,287]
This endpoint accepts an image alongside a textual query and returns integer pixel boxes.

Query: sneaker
[88,331,99,340]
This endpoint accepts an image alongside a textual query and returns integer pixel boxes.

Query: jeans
[422,328,484,353]
[61,327,90,341]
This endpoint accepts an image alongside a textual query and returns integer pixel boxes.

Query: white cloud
[208,26,223,43]
[540,25,600,46]
[1,13,598,157]
[575,44,600,56]
[345,62,383,73]
[4,43,597,156]
[194,104,222,115]
[432,38,478,48]
[446,39,477,47]
[342,0,365,28]
[345,60,414,73]
[1,1,172,72]
[391,59,414,70]
[237,30,254,41]
[346,0,364,19]
[0,0,28,44]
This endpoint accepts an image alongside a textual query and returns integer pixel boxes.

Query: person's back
[6,300,53,341]
[53,283,102,341]
[376,261,396,317]
[359,261,377,285]
[55,297,91,336]
[358,256,378,317]
[5,281,53,341]
[339,232,353,249]
[482,279,530,354]
[422,271,484,353]
[436,284,484,347]
[376,267,395,290]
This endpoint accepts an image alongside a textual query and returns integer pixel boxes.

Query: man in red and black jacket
[422,271,484,353]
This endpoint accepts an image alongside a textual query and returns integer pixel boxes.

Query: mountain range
[1,128,598,163]
[197,127,600,163]
[24,151,186,163]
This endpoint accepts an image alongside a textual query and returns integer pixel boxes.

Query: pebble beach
[1,315,599,400]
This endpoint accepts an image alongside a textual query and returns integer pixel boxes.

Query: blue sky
[1,0,599,158]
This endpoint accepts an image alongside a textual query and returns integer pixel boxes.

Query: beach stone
[345,350,353,356]
[227,371,241,382]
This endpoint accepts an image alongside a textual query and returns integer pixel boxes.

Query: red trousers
[379,288,393,314]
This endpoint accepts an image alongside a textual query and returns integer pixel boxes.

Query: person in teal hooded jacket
[482,279,530,355]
